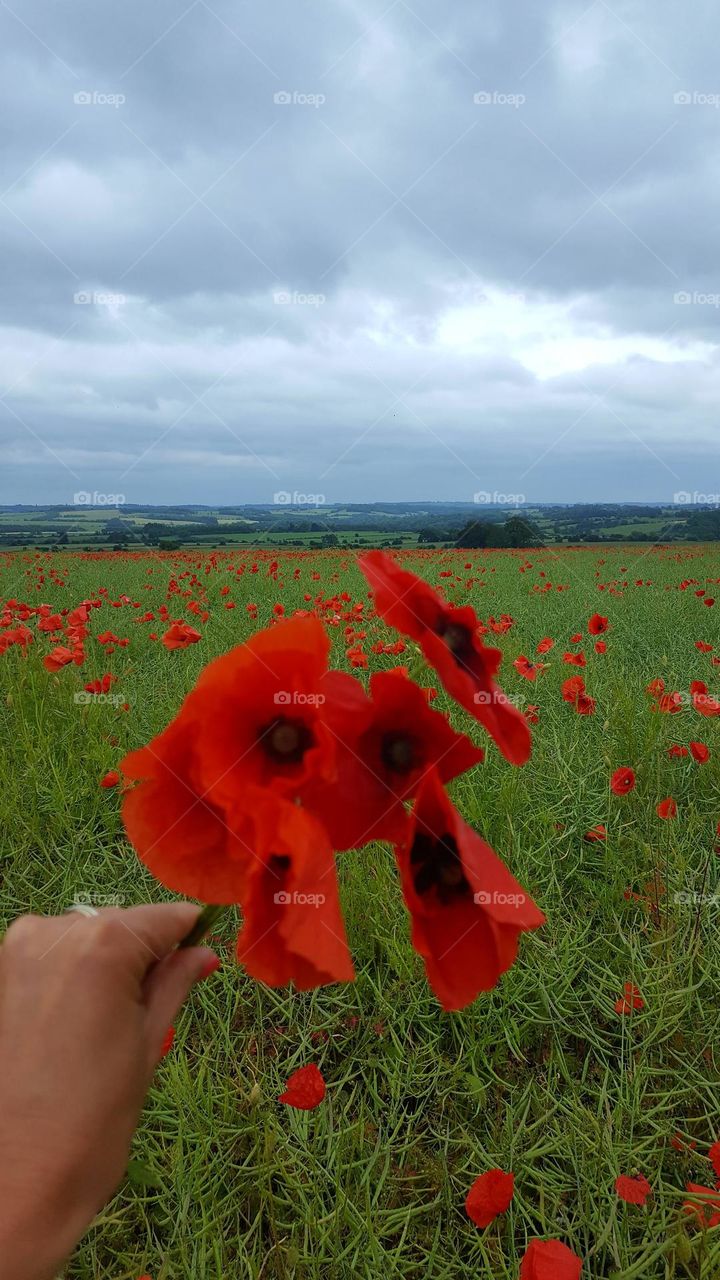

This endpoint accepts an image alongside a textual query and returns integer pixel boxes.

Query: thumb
[143,946,220,1065]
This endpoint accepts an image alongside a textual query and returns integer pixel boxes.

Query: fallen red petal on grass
[519,1238,583,1279]
[584,824,606,842]
[615,1173,652,1205]
[279,1063,326,1110]
[465,1168,514,1227]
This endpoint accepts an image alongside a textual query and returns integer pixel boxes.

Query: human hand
[0,903,219,1280]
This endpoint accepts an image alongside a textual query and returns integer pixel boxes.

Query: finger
[143,946,220,1066]
[94,903,202,972]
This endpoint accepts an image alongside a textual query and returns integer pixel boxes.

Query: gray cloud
[0,0,718,502]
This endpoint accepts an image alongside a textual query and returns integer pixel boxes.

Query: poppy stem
[178,903,225,949]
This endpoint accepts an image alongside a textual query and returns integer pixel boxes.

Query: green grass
[1,544,720,1278]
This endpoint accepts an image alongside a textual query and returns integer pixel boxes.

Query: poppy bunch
[120,551,544,1010]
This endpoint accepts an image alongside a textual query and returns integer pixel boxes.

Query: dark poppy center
[439,621,473,666]
[410,831,471,904]
[268,853,291,876]
[381,731,422,774]
[262,716,314,764]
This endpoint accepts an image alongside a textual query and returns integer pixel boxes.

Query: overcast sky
[0,0,718,505]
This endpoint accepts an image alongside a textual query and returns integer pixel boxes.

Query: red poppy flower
[465,1169,514,1227]
[166,617,337,813]
[563,652,586,667]
[162,622,201,650]
[303,668,484,849]
[709,1141,720,1178]
[588,613,609,635]
[615,982,644,1014]
[122,717,255,903]
[359,552,530,765]
[615,1174,652,1205]
[279,1063,326,1110]
[575,691,597,715]
[584,823,606,842]
[235,793,354,990]
[514,654,546,681]
[656,797,677,820]
[683,1184,720,1229]
[594,640,607,654]
[536,637,554,654]
[690,741,710,763]
[562,675,585,703]
[611,767,636,796]
[519,1239,582,1279]
[394,770,544,1010]
[668,745,689,759]
[43,645,74,672]
[100,770,120,788]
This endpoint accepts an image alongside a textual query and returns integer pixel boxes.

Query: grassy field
[1,543,720,1278]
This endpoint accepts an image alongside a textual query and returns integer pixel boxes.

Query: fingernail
[199,954,221,980]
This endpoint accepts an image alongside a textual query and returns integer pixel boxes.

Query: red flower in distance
[100,770,120,788]
[709,1140,720,1179]
[563,652,586,667]
[690,740,710,763]
[359,551,531,765]
[656,797,677,820]
[279,1063,326,1110]
[588,613,609,635]
[162,622,201,650]
[394,770,544,1010]
[615,982,644,1014]
[611,767,635,796]
[683,1184,720,1229]
[562,675,585,703]
[43,645,74,672]
[465,1169,514,1227]
[615,1174,652,1205]
[519,1239,582,1280]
